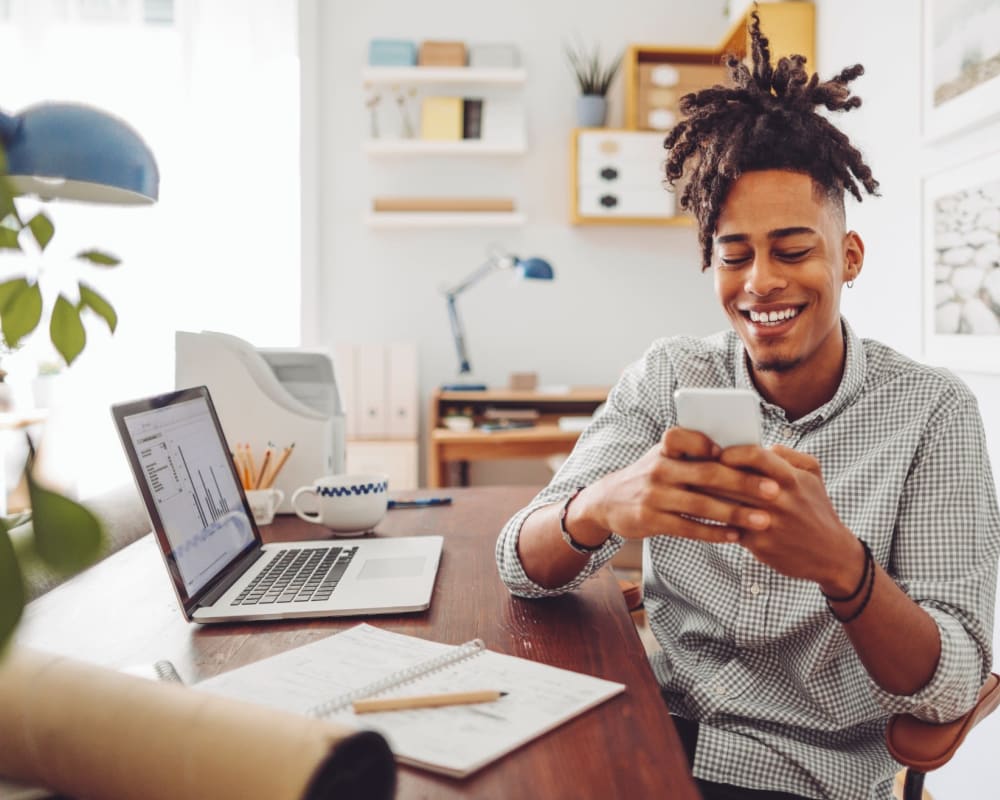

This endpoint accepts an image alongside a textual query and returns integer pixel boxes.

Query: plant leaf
[50,294,87,365]
[0,225,20,250]
[75,249,121,267]
[27,473,104,573]
[0,522,26,653]
[0,277,28,311]
[1,280,42,349]
[78,283,118,333]
[26,212,55,252]
[0,175,19,223]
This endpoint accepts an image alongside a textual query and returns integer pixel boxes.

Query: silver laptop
[111,386,442,623]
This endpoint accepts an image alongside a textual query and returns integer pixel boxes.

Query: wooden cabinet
[570,128,689,226]
[624,2,815,133]
[427,387,609,487]
[570,2,814,226]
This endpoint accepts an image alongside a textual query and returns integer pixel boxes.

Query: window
[0,0,300,498]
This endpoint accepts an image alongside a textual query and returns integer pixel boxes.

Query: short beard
[753,357,802,373]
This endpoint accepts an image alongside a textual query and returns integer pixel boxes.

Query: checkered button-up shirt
[495,319,1000,800]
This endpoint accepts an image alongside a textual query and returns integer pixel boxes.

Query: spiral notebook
[194,623,625,777]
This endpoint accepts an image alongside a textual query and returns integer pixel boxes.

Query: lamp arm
[442,253,510,297]
[446,293,472,374]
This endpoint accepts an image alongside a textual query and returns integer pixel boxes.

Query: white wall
[306,0,731,483]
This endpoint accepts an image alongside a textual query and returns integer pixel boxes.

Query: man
[495,14,1000,800]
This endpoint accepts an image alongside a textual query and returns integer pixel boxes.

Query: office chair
[618,583,1000,800]
[886,671,1000,800]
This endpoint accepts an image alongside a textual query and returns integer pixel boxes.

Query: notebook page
[195,624,457,715]
[194,623,625,778]
[327,648,625,777]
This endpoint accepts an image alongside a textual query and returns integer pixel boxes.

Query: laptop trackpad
[357,556,426,579]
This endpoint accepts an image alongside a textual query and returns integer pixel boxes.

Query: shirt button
[713,683,727,696]
[783,426,795,438]
[749,583,762,596]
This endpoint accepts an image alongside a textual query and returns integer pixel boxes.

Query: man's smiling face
[713,170,864,385]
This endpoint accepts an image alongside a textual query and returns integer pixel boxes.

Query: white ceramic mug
[291,473,389,534]
[245,488,285,526]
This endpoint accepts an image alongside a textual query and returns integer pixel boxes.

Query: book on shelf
[462,98,483,139]
[421,96,463,140]
[372,196,515,213]
[194,623,625,778]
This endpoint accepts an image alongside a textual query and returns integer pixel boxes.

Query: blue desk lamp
[0,102,159,204]
[443,245,554,388]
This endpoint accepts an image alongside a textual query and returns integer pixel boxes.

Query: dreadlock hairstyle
[663,10,880,270]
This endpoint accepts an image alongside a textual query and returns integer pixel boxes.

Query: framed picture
[922,150,1000,372]
[922,0,1000,141]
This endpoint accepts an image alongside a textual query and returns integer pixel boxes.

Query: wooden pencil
[254,447,273,490]
[262,443,295,489]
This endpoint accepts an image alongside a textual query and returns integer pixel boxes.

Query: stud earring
[846,279,854,289]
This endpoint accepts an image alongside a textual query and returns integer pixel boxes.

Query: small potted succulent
[565,40,623,127]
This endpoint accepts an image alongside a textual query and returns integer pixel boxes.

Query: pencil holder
[245,488,285,526]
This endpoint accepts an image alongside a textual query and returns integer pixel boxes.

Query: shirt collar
[732,317,867,426]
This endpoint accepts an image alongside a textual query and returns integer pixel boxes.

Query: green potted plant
[565,40,623,127]
[0,143,124,652]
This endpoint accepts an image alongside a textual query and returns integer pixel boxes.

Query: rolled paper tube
[0,647,396,800]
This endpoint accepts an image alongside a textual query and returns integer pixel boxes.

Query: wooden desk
[428,388,609,487]
[17,486,697,800]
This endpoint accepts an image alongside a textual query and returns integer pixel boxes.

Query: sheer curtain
[0,0,301,498]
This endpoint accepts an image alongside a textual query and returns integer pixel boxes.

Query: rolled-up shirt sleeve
[869,385,1000,722]
[495,341,676,598]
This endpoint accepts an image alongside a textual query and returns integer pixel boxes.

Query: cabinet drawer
[577,130,664,162]
[346,440,418,491]
[577,158,665,189]
[577,187,675,217]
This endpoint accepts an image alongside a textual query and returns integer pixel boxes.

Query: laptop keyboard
[231,546,358,606]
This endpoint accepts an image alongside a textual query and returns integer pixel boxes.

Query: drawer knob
[599,167,618,181]
[599,194,618,208]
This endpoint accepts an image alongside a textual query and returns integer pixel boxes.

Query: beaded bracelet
[822,540,872,603]
[824,541,876,624]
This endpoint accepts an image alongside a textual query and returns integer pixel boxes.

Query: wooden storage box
[418,40,467,67]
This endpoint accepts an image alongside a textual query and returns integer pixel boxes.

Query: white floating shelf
[364,139,526,156]
[361,67,527,86]
[365,212,526,228]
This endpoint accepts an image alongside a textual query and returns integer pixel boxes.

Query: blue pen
[387,497,453,509]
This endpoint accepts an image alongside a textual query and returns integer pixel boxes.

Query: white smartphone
[673,387,762,448]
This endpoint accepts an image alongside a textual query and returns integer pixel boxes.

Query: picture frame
[922,149,1000,373]
[922,0,1000,141]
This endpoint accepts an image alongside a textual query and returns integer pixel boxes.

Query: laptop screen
[113,387,258,607]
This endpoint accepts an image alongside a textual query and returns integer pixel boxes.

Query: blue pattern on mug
[318,480,388,498]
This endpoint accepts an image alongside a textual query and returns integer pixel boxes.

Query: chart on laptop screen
[123,396,253,596]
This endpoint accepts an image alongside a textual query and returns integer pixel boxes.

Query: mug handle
[272,489,286,508]
[291,486,321,523]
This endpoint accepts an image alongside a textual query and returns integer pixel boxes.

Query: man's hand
[718,444,863,589]
[576,427,779,545]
